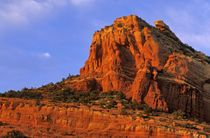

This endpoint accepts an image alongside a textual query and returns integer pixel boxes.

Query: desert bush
[132,115,136,120]
[118,23,123,28]
[203,127,210,133]
[120,109,129,115]
[137,112,150,119]
[175,123,197,130]
[124,100,140,110]
[155,108,163,112]
[0,121,7,126]
[130,24,134,29]
[151,111,159,116]
[2,130,27,138]
[136,104,153,114]
[159,118,167,122]
[62,132,75,136]
[0,121,4,126]
[98,99,106,108]
[172,110,185,119]
[0,90,43,100]
[137,112,143,118]
[35,99,41,106]
[67,74,80,80]
[51,89,100,104]
[105,26,109,29]
[106,99,117,109]
[88,90,100,100]
[100,91,125,99]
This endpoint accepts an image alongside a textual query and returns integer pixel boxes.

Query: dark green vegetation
[0,74,80,100]
[0,88,43,100]
[0,121,7,126]
[203,127,210,133]
[2,130,27,138]
[172,110,185,119]
[174,122,198,130]
[48,88,154,114]
[0,74,208,126]
[0,82,195,119]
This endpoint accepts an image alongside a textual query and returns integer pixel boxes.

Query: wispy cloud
[41,52,51,58]
[0,0,95,31]
[164,0,210,54]
[70,0,95,6]
[0,0,51,29]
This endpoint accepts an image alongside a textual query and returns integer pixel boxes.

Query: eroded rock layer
[78,15,210,122]
[0,98,205,137]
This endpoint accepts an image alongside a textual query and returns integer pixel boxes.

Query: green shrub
[183,123,197,129]
[175,123,197,130]
[67,74,80,80]
[0,121,7,126]
[62,132,75,136]
[125,100,139,110]
[120,109,129,115]
[151,111,159,116]
[51,89,100,104]
[132,115,136,120]
[2,130,27,138]
[137,104,153,114]
[35,99,40,106]
[159,118,167,122]
[89,90,100,100]
[203,127,210,133]
[118,23,123,28]
[106,99,117,109]
[100,91,125,99]
[105,26,109,29]
[0,90,43,100]
[137,112,150,119]
[172,110,185,119]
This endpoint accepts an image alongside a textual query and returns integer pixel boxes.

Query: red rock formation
[78,15,210,122]
[0,98,207,137]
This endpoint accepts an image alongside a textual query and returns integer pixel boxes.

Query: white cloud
[0,0,95,31]
[0,0,51,30]
[41,52,51,58]
[164,0,210,55]
[70,0,95,6]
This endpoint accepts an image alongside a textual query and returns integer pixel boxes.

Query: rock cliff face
[79,15,210,122]
[0,98,207,137]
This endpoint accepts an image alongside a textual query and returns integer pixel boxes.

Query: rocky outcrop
[77,15,210,122]
[154,20,169,31]
[67,78,102,92]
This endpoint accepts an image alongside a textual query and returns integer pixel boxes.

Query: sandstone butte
[70,15,210,122]
[0,15,210,137]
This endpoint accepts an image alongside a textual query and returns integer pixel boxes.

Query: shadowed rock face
[79,15,210,122]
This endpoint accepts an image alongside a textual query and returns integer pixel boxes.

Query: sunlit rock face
[78,15,210,122]
[0,99,203,137]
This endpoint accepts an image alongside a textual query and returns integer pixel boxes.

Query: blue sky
[0,0,210,92]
